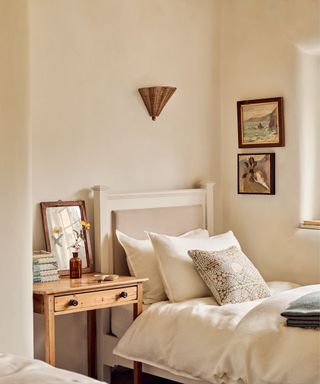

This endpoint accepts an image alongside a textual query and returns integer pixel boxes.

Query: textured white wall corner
[220,0,320,285]
[0,0,33,357]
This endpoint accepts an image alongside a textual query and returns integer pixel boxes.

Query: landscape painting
[238,153,275,195]
[237,97,284,148]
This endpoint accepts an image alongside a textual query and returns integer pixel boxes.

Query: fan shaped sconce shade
[138,86,176,120]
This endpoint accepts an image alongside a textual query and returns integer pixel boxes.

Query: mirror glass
[40,201,93,275]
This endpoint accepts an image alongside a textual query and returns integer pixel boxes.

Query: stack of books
[301,220,320,230]
[33,251,60,283]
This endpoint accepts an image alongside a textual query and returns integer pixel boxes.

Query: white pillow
[148,231,241,302]
[116,228,209,304]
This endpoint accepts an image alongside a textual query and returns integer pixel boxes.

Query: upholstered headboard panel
[112,205,204,275]
[93,184,214,274]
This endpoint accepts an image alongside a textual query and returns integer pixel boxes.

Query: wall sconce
[138,86,176,120]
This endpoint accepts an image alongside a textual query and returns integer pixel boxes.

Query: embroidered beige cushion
[188,246,271,305]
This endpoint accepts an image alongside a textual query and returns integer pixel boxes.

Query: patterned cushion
[188,246,271,305]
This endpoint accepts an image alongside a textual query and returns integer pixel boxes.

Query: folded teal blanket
[281,291,320,328]
[285,315,319,321]
[287,319,320,329]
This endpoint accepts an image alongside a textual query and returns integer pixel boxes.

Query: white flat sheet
[0,354,103,384]
[114,283,320,384]
[110,281,298,338]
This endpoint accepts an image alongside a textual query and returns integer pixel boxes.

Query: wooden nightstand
[33,274,147,384]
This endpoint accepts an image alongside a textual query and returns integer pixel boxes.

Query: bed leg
[103,365,112,383]
[133,361,142,384]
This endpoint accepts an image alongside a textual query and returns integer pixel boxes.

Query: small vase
[70,252,82,279]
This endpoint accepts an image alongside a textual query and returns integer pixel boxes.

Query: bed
[0,354,103,383]
[92,184,320,384]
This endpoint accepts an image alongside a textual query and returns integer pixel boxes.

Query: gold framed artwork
[40,200,93,275]
[237,97,284,148]
[238,153,275,195]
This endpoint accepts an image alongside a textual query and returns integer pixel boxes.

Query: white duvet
[114,284,320,384]
[0,354,103,384]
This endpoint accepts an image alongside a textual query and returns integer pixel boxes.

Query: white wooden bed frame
[93,183,214,383]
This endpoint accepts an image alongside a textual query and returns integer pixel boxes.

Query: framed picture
[238,153,275,195]
[237,97,284,148]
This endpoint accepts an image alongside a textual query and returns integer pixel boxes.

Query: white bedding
[0,354,103,384]
[110,281,297,339]
[114,283,320,384]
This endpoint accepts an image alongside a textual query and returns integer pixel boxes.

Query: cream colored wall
[30,0,319,375]
[31,0,222,244]
[0,0,33,357]
[220,0,320,285]
[31,0,221,373]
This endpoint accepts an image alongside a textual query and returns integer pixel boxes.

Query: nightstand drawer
[54,286,137,312]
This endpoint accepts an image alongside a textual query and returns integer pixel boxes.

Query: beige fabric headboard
[112,205,204,275]
[93,184,214,274]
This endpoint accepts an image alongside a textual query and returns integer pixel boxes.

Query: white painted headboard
[92,184,215,274]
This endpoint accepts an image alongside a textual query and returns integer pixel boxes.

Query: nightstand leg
[133,283,143,384]
[44,296,55,366]
[87,310,96,378]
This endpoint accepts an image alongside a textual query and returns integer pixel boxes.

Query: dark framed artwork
[238,153,275,195]
[237,97,284,148]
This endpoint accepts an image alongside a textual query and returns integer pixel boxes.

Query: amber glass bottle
[69,252,82,279]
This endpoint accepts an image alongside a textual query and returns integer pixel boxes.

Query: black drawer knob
[119,291,128,298]
[69,299,78,306]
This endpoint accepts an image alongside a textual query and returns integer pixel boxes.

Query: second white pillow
[116,228,209,304]
[148,231,241,302]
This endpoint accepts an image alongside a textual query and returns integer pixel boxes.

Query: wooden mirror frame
[40,200,94,275]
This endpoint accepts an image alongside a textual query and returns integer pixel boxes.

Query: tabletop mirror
[40,200,94,275]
